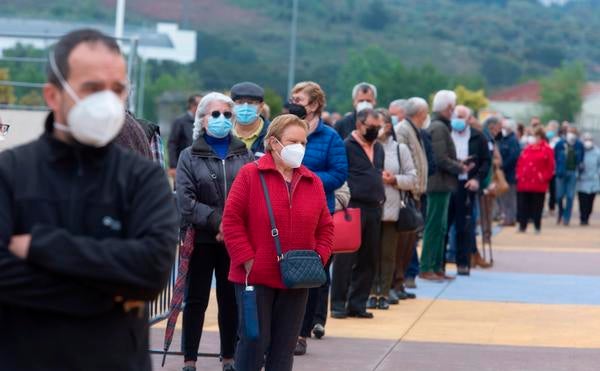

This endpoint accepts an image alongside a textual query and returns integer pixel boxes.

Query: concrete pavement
[151,211,600,370]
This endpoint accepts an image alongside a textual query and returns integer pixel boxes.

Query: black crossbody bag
[257,170,327,289]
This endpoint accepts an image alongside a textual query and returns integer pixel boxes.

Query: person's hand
[462,162,475,174]
[216,223,224,242]
[168,168,177,179]
[465,179,480,192]
[244,259,254,274]
[382,171,397,185]
[9,234,31,259]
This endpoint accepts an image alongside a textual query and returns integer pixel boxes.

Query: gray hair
[503,118,517,132]
[352,82,377,100]
[389,99,407,110]
[405,97,429,118]
[193,92,234,140]
[432,90,457,113]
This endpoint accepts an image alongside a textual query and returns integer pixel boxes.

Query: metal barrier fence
[147,193,219,360]
[0,31,141,114]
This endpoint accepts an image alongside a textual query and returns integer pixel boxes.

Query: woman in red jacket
[223,114,334,371]
[516,127,555,233]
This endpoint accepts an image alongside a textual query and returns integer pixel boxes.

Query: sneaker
[294,338,307,356]
[312,323,325,339]
[388,289,400,304]
[182,367,196,371]
[404,277,417,289]
[377,297,390,310]
[366,296,378,309]
[222,363,235,371]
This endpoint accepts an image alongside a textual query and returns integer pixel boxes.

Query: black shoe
[312,323,325,339]
[183,367,196,371]
[222,364,235,371]
[403,291,417,299]
[457,266,470,276]
[366,296,378,309]
[294,338,307,356]
[377,297,390,310]
[396,290,409,300]
[330,310,347,319]
[347,311,374,319]
[388,290,400,304]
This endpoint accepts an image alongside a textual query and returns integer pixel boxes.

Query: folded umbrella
[161,227,196,367]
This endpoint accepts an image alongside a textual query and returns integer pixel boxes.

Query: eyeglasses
[210,111,232,119]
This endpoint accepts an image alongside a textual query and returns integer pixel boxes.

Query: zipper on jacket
[70,151,84,231]
[222,159,228,201]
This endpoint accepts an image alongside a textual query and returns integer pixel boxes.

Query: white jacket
[380,136,418,222]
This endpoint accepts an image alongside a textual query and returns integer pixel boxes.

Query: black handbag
[258,171,327,289]
[395,145,424,232]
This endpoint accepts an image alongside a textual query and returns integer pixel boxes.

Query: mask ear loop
[48,50,81,104]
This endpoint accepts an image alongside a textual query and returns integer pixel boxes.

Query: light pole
[115,0,126,41]
[286,0,299,99]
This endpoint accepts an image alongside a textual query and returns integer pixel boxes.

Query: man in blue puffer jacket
[290,81,347,355]
[554,126,584,226]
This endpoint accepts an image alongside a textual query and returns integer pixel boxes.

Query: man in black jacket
[0,29,178,370]
[334,82,378,140]
[168,94,201,178]
[331,108,384,319]
[448,105,491,275]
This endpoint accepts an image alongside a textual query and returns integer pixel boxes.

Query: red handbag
[332,207,361,254]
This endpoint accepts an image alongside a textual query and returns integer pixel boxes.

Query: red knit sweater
[516,142,555,193]
[223,153,333,288]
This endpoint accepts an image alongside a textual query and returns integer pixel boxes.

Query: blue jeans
[556,171,577,224]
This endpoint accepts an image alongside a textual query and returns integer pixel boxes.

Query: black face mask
[363,126,380,143]
[287,103,307,119]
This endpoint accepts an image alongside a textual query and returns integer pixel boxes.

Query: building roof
[490,80,600,102]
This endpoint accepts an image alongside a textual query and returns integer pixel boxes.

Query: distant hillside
[1,0,599,110]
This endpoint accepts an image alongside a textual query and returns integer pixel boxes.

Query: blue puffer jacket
[499,132,521,184]
[554,139,584,178]
[303,120,348,213]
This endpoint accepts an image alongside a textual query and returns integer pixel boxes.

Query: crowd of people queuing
[1,29,599,371]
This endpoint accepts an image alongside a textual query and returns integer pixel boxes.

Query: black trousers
[182,242,237,361]
[300,260,331,337]
[331,205,382,314]
[548,175,557,211]
[578,192,597,224]
[234,285,308,371]
[517,192,545,231]
[448,181,476,268]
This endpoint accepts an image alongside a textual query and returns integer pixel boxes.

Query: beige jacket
[395,119,428,198]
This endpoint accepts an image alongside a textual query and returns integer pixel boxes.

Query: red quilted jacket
[516,141,555,193]
[223,153,333,288]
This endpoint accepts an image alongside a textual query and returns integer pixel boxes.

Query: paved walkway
[151,211,600,370]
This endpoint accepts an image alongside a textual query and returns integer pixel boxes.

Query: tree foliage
[540,62,585,122]
[455,85,489,113]
[0,69,16,105]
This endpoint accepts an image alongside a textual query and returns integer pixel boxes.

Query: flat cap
[230,81,264,102]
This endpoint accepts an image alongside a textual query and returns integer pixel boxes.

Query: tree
[0,69,16,105]
[264,88,283,117]
[540,62,585,122]
[455,85,489,113]
[18,90,45,107]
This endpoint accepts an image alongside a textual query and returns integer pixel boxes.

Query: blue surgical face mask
[546,130,555,140]
[391,115,399,126]
[234,103,259,125]
[207,114,233,138]
[451,118,467,132]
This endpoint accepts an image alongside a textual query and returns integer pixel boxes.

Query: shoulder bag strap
[257,169,284,260]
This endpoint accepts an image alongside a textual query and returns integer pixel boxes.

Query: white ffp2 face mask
[356,101,374,113]
[276,139,305,169]
[49,51,125,148]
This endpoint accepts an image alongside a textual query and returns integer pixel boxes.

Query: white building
[0,18,196,64]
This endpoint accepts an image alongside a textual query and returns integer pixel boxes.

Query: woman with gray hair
[176,92,254,371]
